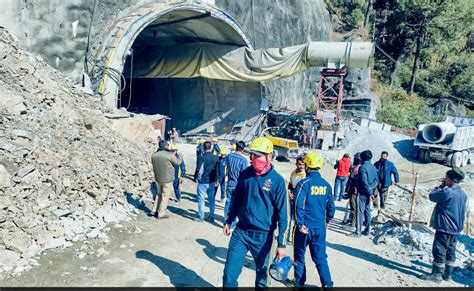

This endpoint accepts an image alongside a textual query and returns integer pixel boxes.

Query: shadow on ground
[196,239,255,270]
[124,192,151,215]
[136,250,214,287]
[392,139,422,164]
[327,242,427,278]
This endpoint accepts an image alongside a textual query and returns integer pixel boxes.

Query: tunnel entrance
[119,77,262,133]
[104,4,263,135]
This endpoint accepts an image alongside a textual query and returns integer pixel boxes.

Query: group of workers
[150,136,468,287]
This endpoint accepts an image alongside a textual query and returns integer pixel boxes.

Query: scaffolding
[316,68,345,124]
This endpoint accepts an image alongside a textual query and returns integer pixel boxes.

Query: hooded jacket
[335,157,351,177]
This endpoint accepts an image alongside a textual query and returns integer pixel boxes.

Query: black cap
[360,150,373,161]
[446,166,465,183]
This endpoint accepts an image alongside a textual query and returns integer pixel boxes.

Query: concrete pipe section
[422,122,457,144]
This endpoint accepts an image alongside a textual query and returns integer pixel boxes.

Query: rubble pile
[0,28,154,275]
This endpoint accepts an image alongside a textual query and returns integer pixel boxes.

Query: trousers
[223,227,274,287]
[356,194,371,234]
[293,227,333,287]
[432,231,458,266]
[152,181,173,217]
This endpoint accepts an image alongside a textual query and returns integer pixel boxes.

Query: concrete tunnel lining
[93,2,262,135]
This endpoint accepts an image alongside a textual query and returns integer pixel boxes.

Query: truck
[414,116,474,168]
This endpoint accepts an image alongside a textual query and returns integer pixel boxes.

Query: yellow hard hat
[304,152,324,169]
[169,144,178,151]
[220,147,229,155]
[212,137,218,142]
[249,137,273,155]
[198,138,205,144]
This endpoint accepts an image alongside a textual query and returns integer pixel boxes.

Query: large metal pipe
[307,42,374,69]
[422,122,457,144]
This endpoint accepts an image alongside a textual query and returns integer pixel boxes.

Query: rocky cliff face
[216,0,333,110]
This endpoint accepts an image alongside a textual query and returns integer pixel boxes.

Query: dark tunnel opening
[118,9,263,135]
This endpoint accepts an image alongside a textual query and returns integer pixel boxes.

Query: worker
[150,140,183,219]
[194,141,219,223]
[293,152,335,287]
[287,156,306,244]
[212,137,221,155]
[333,153,352,201]
[342,152,361,227]
[170,127,179,143]
[373,151,399,211]
[216,147,229,202]
[351,150,378,237]
[422,167,467,282]
[194,138,206,181]
[224,140,248,226]
[169,144,186,202]
[229,139,237,152]
[222,137,288,288]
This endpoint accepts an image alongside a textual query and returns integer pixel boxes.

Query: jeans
[173,179,181,200]
[216,178,226,200]
[334,176,348,200]
[432,231,458,266]
[356,194,371,235]
[293,227,333,287]
[224,185,237,227]
[223,227,274,287]
[197,183,216,220]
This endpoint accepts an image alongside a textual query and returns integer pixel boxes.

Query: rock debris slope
[0,27,153,274]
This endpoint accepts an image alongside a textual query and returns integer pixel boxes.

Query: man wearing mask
[373,151,399,211]
[222,137,289,287]
[293,152,335,287]
[351,150,378,237]
[423,167,467,282]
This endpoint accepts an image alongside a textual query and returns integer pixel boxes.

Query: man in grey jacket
[151,140,183,219]
[423,166,467,282]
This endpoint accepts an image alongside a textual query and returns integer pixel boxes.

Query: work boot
[442,264,455,281]
[422,263,444,282]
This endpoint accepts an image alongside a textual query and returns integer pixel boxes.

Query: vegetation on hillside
[326,0,473,129]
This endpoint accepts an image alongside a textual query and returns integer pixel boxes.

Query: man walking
[170,144,185,202]
[333,153,351,201]
[343,152,361,227]
[293,152,335,287]
[194,138,205,180]
[224,141,248,224]
[423,167,467,282]
[352,150,378,237]
[151,140,183,219]
[373,151,399,211]
[222,137,289,287]
[195,141,219,223]
[216,147,229,202]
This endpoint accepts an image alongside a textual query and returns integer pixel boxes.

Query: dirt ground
[1,143,472,287]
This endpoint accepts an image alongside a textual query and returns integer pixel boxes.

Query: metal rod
[408,172,419,230]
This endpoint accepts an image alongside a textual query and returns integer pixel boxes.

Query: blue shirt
[374,159,399,187]
[226,152,248,188]
[294,171,335,229]
[217,155,228,181]
[226,166,289,248]
[357,161,379,196]
[430,185,467,234]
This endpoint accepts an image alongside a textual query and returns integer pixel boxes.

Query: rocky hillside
[0,27,154,275]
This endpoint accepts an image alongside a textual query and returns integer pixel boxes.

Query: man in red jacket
[333,153,351,201]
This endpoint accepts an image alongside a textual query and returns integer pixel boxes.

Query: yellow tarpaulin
[125,43,310,82]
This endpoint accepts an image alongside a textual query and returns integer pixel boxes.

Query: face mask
[252,156,270,175]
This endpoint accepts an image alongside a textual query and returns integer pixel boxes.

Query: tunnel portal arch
[92,2,255,108]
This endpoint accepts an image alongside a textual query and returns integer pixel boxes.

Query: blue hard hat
[269,255,294,282]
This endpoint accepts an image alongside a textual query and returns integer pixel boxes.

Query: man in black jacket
[423,167,467,282]
[194,141,219,223]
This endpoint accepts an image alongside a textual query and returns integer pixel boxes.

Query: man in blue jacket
[351,150,378,237]
[374,151,399,211]
[423,167,467,282]
[293,152,335,287]
[194,141,219,223]
[222,137,289,287]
